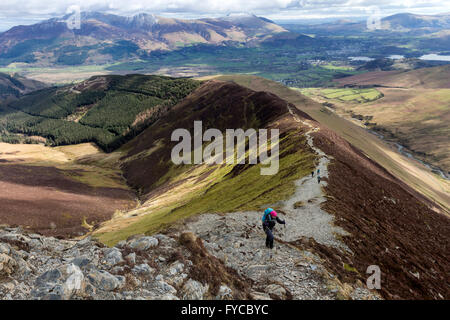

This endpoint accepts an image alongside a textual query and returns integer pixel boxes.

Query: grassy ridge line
[95,131,316,246]
[209,74,449,213]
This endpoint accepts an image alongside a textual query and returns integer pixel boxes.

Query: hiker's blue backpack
[262,208,273,222]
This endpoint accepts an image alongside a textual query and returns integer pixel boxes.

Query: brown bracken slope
[309,126,450,299]
[0,164,135,238]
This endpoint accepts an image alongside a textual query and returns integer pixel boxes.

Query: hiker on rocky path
[317,175,321,184]
[262,208,286,249]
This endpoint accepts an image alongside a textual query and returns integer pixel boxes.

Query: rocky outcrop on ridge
[0,224,380,300]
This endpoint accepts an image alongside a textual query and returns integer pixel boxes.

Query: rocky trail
[0,104,380,300]
[183,105,378,300]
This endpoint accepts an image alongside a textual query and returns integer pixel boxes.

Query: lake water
[419,54,450,61]
[348,56,374,61]
[348,54,450,62]
[388,55,404,60]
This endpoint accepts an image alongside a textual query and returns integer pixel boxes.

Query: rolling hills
[0,12,287,67]
[0,72,46,102]
[284,12,450,35]
[326,66,450,175]
[0,74,201,149]
[87,77,449,299]
[0,142,136,237]
[204,74,449,214]
[0,74,449,300]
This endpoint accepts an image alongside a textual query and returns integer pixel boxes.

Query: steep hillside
[0,12,287,67]
[0,74,201,149]
[205,74,449,213]
[0,76,449,300]
[0,72,46,102]
[95,80,317,243]
[0,143,136,238]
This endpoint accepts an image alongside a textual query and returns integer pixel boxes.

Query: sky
[0,0,449,30]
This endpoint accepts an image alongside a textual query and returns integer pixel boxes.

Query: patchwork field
[300,88,383,103]
[298,69,450,175]
[0,142,136,237]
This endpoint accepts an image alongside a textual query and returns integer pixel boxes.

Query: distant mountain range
[283,12,450,35]
[382,12,450,31]
[0,12,287,66]
[1,11,449,68]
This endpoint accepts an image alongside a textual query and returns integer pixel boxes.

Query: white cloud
[0,0,449,30]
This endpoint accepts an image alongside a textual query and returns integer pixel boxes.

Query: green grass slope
[94,80,317,245]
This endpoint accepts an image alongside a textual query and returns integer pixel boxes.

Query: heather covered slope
[120,80,294,195]
[309,127,450,299]
[0,143,136,237]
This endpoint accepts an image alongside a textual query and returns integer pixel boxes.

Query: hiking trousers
[263,224,274,249]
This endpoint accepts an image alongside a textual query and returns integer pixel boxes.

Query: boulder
[0,253,16,276]
[32,284,65,300]
[62,264,85,299]
[157,281,177,295]
[128,236,159,251]
[132,263,154,276]
[35,268,62,286]
[76,237,92,247]
[216,284,233,300]
[125,252,136,265]
[103,248,123,266]
[181,279,208,300]
[0,243,11,255]
[264,284,287,300]
[166,273,188,287]
[168,261,184,276]
[70,257,91,269]
[87,270,121,292]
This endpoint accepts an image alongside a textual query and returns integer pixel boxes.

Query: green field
[298,87,383,103]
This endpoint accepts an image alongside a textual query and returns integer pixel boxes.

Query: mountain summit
[0,11,287,66]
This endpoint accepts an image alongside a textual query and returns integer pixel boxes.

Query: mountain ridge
[0,11,288,66]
